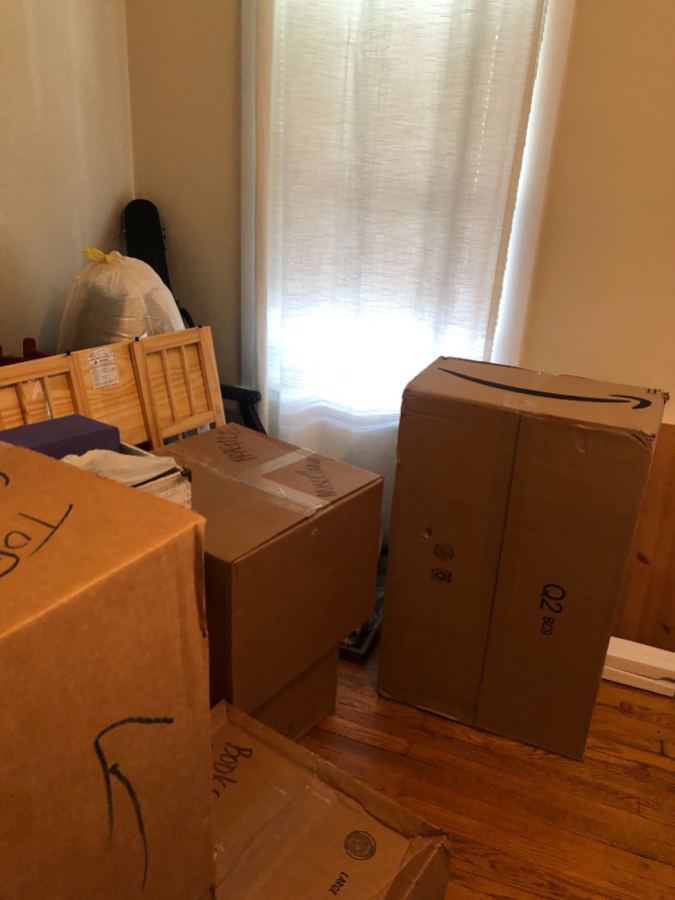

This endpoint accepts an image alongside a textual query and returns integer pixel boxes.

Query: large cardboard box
[156,424,383,713]
[0,442,213,899]
[210,703,450,898]
[379,358,666,758]
[253,646,339,740]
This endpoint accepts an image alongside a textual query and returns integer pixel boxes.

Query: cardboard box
[253,646,338,740]
[0,442,213,899]
[379,358,666,758]
[156,424,383,712]
[210,703,450,899]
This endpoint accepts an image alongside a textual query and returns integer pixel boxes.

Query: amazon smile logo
[437,368,652,410]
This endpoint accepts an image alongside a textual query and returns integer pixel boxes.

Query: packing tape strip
[183,448,330,515]
[237,449,330,511]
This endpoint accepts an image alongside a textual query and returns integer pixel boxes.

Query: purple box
[0,415,120,459]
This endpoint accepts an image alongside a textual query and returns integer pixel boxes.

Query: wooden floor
[302,652,675,899]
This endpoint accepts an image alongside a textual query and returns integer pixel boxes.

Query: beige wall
[522,0,675,423]
[0,0,134,355]
[125,0,241,383]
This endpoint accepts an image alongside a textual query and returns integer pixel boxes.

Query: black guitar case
[122,198,194,327]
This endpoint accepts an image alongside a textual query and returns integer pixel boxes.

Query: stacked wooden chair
[0,327,227,448]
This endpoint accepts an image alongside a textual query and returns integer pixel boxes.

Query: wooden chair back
[130,327,225,446]
[71,342,149,446]
[0,355,86,429]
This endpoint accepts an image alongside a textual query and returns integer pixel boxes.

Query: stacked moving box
[157,423,384,738]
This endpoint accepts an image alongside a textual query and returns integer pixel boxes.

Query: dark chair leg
[220,384,266,434]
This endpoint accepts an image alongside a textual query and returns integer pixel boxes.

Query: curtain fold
[242,0,546,520]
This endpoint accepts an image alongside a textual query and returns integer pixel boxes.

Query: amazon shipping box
[0,442,213,899]
[210,703,450,899]
[156,425,382,728]
[378,358,666,758]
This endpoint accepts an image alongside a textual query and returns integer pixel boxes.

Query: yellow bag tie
[82,247,120,264]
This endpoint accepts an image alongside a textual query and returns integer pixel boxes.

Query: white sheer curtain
[242,0,546,510]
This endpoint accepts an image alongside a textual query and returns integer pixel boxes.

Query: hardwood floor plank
[405,796,652,900]
[329,688,675,824]
[406,736,675,865]
[303,656,675,898]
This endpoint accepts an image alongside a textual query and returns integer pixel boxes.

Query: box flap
[406,357,666,437]
[157,425,382,561]
[0,442,204,638]
[210,703,450,899]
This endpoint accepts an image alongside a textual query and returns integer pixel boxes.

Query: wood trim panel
[615,422,675,651]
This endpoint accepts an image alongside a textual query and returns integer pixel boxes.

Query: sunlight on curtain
[245,0,546,511]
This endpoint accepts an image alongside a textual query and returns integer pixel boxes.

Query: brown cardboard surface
[156,425,383,711]
[210,703,450,899]
[253,647,338,740]
[476,417,656,758]
[407,356,664,435]
[379,359,666,757]
[0,443,213,899]
[378,400,518,722]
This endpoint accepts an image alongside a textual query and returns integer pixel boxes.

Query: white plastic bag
[57,248,184,351]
